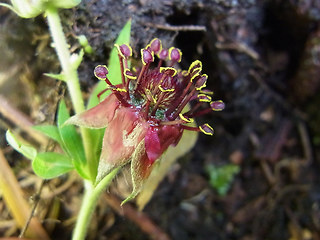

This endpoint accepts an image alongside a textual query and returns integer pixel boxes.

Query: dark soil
[1,0,320,239]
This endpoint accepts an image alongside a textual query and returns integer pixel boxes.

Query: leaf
[6,130,37,160]
[72,158,91,180]
[32,152,74,179]
[44,73,66,81]
[57,100,86,165]
[78,35,93,54]
[136,111,198,210]
[87,19,132,109]
[33,125,63,146]
[206,164,240,196]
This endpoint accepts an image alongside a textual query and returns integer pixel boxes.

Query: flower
[0,0,81,18]
[67,38,225,203]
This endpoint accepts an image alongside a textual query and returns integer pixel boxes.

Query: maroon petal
[144,124,184,166]
[145,126,161,164]
[66,93,119,128]
[158,125,184,152]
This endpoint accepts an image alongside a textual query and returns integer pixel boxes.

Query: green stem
[72,168,120,240]
[45,7,96,180]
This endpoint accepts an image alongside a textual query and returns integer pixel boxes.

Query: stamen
[188,60,202,74]
[188,101,224,118]
[169,47,182,63]
[195,74,207,90]
[199,124,214,135]
[141,48,154,65]
[160,119,185,125]
[200,89,214,95]
[184,102,201,117]
[158,85,175,92]
[151,93,165,116]
[166,78,193,116]
[179,113,194,123]
[94,65,109,80]
[211,100,225,111]
[110,88,130,107]
[151,73,167,96]
[144,99,151,119]
[170,87,196,120]
[115,44,132,58]
[97,88,110,101]
[124,68,137,80]
[160,67,177,77]
[198,94,212,102]
[158,48,168,60]
[157,48,168,68]
[135,64,148,90]
[149,38,162,53]
[118,54,127,88]
[94,65,114,87]
[180,125,200,131]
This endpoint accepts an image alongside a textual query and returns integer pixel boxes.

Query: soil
[1,0,320,239]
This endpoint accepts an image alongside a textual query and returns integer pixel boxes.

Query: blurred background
[1,0,320,239]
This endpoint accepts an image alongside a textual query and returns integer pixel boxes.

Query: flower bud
[1,0,80,18]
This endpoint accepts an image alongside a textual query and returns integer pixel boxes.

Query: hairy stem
[72,168,120,240]
[45,7,96,180]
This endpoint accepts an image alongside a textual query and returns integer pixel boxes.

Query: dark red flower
[67,38,224,202]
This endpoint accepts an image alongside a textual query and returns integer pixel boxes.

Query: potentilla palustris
[67,38,224,203]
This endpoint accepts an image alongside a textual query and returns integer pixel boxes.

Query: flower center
[94,38,225,135]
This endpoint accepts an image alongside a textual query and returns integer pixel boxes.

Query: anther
[211,100,225,111]
[199,124,214,135]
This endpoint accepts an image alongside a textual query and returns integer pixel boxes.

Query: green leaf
[44,73,66,81]
[206,164,240,196]
[57,100,86,165]
[72,158,91,180]
[32,152,74,179]
[33,125,63,146]
[87,19,132,109]
[6,130,37,160]
[78,35,93,54]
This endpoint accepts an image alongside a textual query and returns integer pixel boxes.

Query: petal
[144,125,183,165]
[158,125,184,150]
[96,107,148,182]
[122,125,183,205]
[122,140,153,205]
[145,126,161,164]
[65,94,119,129]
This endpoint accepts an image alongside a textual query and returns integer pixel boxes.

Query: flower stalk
[72,168,120,240]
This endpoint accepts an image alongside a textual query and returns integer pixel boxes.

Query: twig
[297,120,313,166]
[18,180,47,238]
[249,70,307,120]
[104,194,171,240]
[18,79,65,238]
[142,22,206,32]
[215,42,259,60]
[0,95,47,144]
[0,149,49,239]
